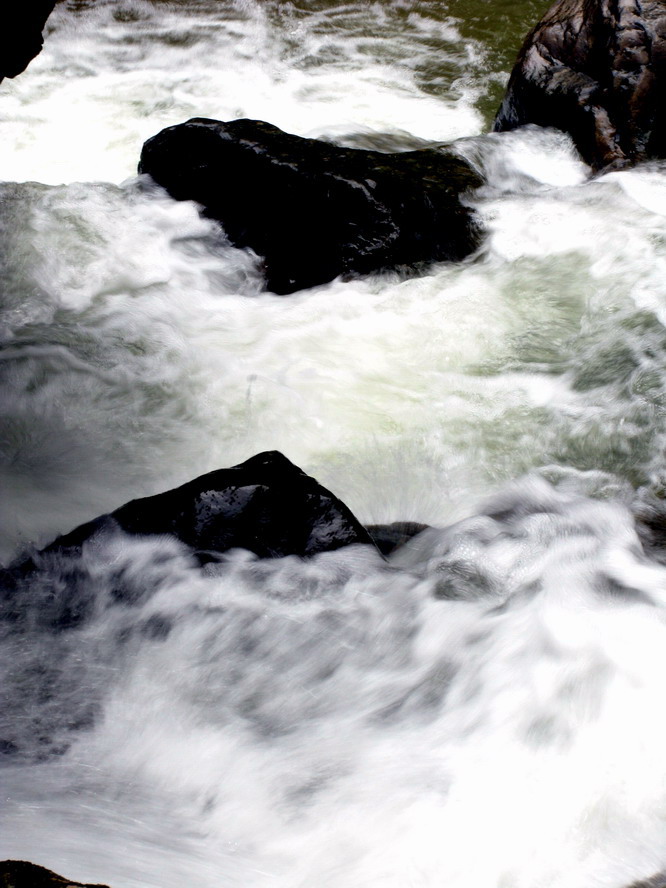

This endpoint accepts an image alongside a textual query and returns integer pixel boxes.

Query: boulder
[18,451,375,568]
[494,0,666,170]
[1,451,376,632]
[138,117,483,294]
[0,1,58,82]
[0,860,109,888]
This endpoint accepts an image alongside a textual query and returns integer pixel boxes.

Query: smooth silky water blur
[2,2,666,886]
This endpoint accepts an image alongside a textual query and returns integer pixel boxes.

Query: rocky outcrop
[494,0,666,170]
[15,451,374,570]
[0,860,109,888]
[139,117,483,294]
[0,1,58,82]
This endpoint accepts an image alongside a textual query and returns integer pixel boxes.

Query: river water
[2,2,666,886]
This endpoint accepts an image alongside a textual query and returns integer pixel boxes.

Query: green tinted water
[446,0,546,121]
[257,0,548,126]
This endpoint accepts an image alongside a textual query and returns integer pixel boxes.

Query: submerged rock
[365,521,430,556]
[18,451,374,569]
[139,117,483,294]
[626,875,666,888]
[0,1,58,82]
[494,0,666,170]
[632,486,666,563]
[0,860,109,888]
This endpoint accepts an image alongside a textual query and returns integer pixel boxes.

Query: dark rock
[625,875,666,888]
[633,487,666,562]
[494,0,666,170]
[0,1,58,82]
[138,117,483,294]
[21,451,375,567]
[1,452,377,637]
[0,860,110,888]
[365,521,430,556]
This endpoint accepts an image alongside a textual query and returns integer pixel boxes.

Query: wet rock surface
[0,1,58,82]
[0,860,109,888]
[494,0,666,170]
[0,450,377,640]
[139,117,483,294]
[15,450,375,570]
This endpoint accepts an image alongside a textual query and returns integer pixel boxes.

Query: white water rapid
[3,2,666,887]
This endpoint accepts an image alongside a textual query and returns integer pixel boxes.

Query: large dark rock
[0,451,375,633]
[19,451,375,568]
[494,0,666,170]
[138,117,483,294]
[0,860,109,888]
[0,1,58,82]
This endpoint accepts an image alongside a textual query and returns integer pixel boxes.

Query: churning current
[3,2,666,887]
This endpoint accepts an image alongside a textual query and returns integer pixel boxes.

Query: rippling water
[3,2,666,887]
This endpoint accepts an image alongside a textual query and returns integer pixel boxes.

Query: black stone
[25,451,375,566]
[0,1,58,82]
[0,860,110,888]
[494,0,666,171]
[139,117,483,294]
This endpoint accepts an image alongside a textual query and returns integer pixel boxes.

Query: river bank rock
[494,0,666,170]
[139,117,483,294]
[0,860,109,888]
[0,1,58,82]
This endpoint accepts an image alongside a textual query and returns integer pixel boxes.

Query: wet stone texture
[12,450,375,571]
[139,117,483,294]
[0,1,58,82]
[0,860,110,888]
[494,0,666,170]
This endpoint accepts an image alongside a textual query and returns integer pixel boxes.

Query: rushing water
[3,2,666,886]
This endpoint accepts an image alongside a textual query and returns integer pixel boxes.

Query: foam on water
[4,127,666,558]
[4,2,666,887]
[4,485,666,888]
[0,0,483,185]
